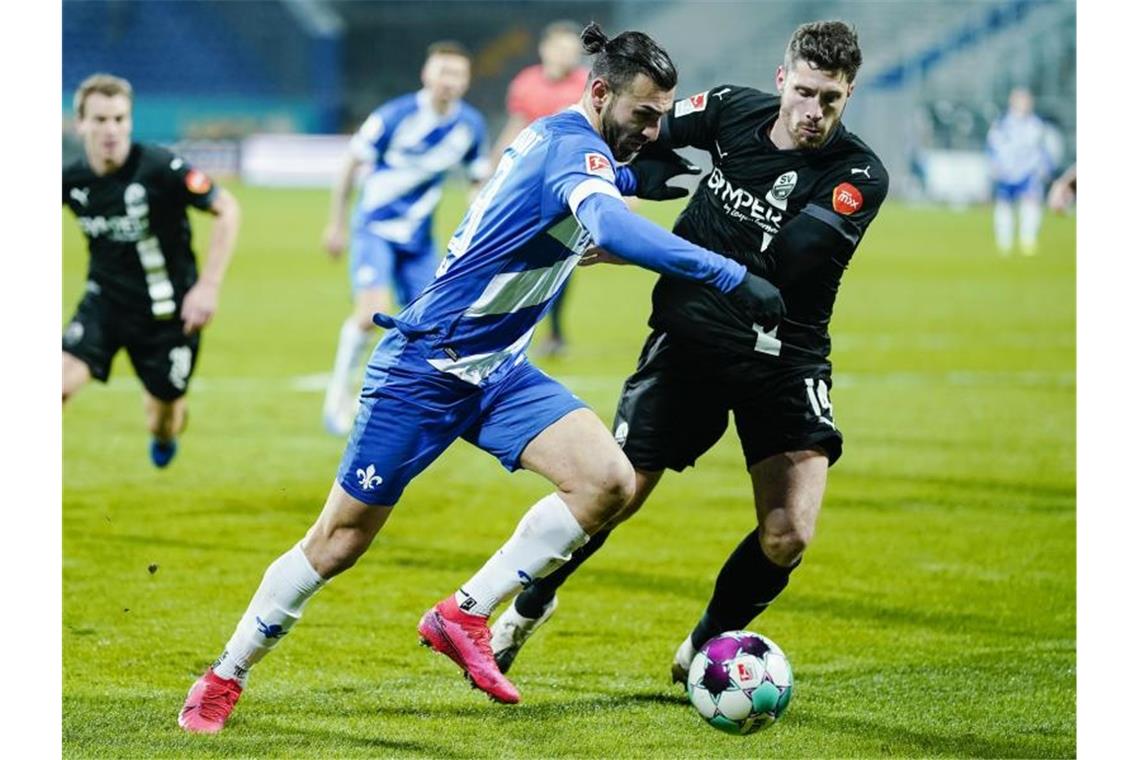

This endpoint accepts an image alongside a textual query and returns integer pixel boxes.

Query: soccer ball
[686,630,794,735]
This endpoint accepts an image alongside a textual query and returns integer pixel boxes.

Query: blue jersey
[350,90,489,248]
[986,112,1055,186]
[377,106,631,386]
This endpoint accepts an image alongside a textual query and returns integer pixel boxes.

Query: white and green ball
[686,630,794,735]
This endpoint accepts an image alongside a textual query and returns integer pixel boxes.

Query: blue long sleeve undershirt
[574,193,745,293]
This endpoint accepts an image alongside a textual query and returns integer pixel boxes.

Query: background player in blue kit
[321,41,489,435]
[179,23,784,733]
[986,87,1057,256]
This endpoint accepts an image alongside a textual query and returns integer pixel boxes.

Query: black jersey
[62,143,218,320]
[650,84,888,364]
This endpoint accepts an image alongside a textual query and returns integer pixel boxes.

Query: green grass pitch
[63,184,1075,757]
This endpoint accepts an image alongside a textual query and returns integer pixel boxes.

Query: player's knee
[593,455,637,513]
[306,527,372,578]
[760,525,812,567]
[354,313,379,332]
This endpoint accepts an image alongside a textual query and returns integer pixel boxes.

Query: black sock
[514,528,613,618]
[689,528,799,649]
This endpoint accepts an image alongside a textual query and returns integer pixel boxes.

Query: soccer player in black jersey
[62,74,241,467]
[491,21,890,680]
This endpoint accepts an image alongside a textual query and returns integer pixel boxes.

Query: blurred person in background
[1047,163,1076,213]
[986,88,1054,256]
[491,20,590,358]
[321,41,489,435]
[63,73,241,468]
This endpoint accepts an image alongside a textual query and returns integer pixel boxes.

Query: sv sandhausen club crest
[771,171,798,202]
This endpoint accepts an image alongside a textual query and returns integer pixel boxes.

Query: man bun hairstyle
[580,22,677,92]
[785,20,862,83]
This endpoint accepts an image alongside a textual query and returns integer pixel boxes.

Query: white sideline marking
[96,369,1075,394]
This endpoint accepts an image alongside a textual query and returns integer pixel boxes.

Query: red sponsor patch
[585,152,615,180]
[832,182,863,215]
[185,169,212,195]
[688,92,707,110]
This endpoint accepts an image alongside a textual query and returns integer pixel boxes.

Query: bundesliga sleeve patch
[185,169,213,195]
[832,182,863,215]
[585,153,616,182]
[674,91,709,118]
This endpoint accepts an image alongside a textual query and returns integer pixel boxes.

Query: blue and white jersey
[986,113,1054,186]
[350,89,489,248]
[379,106,628,386]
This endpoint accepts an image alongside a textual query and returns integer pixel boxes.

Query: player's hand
[629,149,701,201]
[1047,178,1075,213]
[727,273,785,328]
[323,224,347,259]
[579,246,629,267]
[181,280,220,335]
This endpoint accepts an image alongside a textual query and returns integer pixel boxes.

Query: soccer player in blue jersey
[179,23,784,732]
[321,41,490,434]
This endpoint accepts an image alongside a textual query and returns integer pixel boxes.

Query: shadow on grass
[65,687,691,758]
[791,710,1074,758]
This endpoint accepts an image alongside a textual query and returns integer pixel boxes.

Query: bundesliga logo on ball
[686,630,794,735]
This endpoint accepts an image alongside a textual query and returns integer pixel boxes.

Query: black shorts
[613,330,842,472]
[63,291,200,402]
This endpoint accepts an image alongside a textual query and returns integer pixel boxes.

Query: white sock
[1018,197,1042,252]
[994,201,1015,253]
[324,318,371,415]
[455,494,589,617]
[212,543,326,685]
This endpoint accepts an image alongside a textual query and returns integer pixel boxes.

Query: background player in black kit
[63,74,241,467]
[491,21,889,679]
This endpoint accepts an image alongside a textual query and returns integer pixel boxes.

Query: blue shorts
[994,176,1042,203]
[336,331,587,506]
[350,229,439,307]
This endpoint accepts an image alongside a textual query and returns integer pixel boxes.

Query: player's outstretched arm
[323,154,364,258]
[575,192,784,325]
[182,187,240,335]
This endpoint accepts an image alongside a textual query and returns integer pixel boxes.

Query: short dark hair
[541,20,581,43]
[74,73,133,118]
[426,40,471,62]
[580,22,677,92]
[785,21,862,83]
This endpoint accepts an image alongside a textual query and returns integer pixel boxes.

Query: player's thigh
[354,286,393,327]
[615,331,729,472]
[338,334,481,507]
[124,322,200,402]
[748,449,829,545]
[350,229,397,296]
[392,243,439,307]
[63,292,120,385]
[517,408,631,494]
[62,352,92,398]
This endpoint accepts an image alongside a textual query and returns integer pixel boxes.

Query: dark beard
[600,106,637,162]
